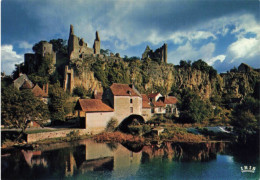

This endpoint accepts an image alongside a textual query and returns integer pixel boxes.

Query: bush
[106,118,119,132]
[66,130,80,141]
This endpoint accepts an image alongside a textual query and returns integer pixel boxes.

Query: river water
[1,139,259,179]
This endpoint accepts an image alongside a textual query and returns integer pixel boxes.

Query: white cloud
[208,55,226,66]
[227,37,260,61]
[1,45,24,75]
[168,42,215,65]
[18,41,33,50]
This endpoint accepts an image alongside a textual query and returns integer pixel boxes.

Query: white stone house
[76,99,114,133]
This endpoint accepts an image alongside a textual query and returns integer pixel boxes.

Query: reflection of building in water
[22,150,48,168]
[65,152,77,177]
[20,140,228,178]
[77,139,142,178]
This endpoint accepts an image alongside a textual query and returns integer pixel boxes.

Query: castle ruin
[68,24,100,60]
[24,41,56,74]
[142,43,167,63]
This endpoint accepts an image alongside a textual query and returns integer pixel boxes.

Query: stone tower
[93,31,101,54]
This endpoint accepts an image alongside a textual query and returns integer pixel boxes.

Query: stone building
[159,96,179,116]
[152,100,166,114]
[76,99,114,133]
[148,92,163,103]
[103,83,143,123]
[141,94,152,120]
[13,74,49,104]
[142,43,168,63]
[68,24,101,60]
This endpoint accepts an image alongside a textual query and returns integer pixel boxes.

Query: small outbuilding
[75,99,114,133]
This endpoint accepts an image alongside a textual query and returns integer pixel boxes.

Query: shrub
[106,118,119,132]
[66,130,80,141]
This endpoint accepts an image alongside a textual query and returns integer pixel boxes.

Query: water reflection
[141,142,227,162]
[1,140,259,179]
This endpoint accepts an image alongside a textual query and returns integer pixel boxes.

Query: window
[159,107,162,112]
[130,107,133,113]
[130,99,133,103]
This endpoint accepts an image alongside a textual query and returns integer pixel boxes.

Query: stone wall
[63,65,74,93]
[68,25,100,60]
[142,108,152,121]
[142,43,167,63]
[114,96,142,123]
[24,41,56,74]
[26,129,91,143]
[85,111,115,131]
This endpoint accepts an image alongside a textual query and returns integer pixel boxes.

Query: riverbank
[1,129,233,154]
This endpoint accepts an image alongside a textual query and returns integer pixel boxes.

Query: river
[1,140,259,179]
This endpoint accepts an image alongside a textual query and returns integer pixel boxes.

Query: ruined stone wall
[63,65,74,93]
[93,31,100,54]
[68,25,100,60]
[142,43,167,63]
[24,41,56,74]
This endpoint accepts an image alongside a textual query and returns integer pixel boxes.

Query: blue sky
[1,0,260,74]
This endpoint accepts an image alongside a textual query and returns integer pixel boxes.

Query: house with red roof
[152,100,166,114]
[75,99,114,133]
[148,92,163,103]
[159,96,179,116]
[13,74,49,104]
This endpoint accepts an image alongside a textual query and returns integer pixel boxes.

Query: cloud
[208,55,226,66]
[168,42,215,65]
[18,41,33,51]
[227,38,260,61]
[1,45,24,75]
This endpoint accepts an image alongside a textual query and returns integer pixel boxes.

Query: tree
[178,89,212,123]
[1,86,50,134]
[48,83,69,123]
[49,39,67,54]
[100,49,110,56]
[231,96,260,144]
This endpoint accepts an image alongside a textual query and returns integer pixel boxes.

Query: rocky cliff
[68,56,259,99]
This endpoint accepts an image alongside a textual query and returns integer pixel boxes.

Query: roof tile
[79,99,114,112]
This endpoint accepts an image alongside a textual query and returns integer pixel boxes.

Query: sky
[1,0,260,75]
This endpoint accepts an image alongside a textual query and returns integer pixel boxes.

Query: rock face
[85,58,259,99]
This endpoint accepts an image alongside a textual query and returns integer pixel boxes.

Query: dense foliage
[1,86,50,132]
[48,83,70,123]
[231,96,260,144]
[178,89,213,123]
[49,39,68,55]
